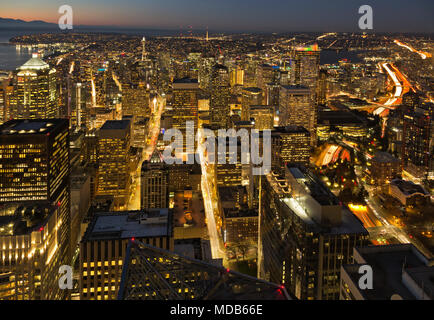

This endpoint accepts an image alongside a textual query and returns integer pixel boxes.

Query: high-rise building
[79,209,174,300]
[271,126,311,171]
[318,69,328,105]
[141,150,168,209]
[172,78,199,153]
[293,44,320,103]
[260,165,368,300]
[402,103,432,178]
[96,120,131,208]
[10,53,58,119]
[241,87,262,121]
[0,119,71,299]
[210,64,231,128]
[249,105,274,130]
[279,85,317,146]
[222,208,258,246]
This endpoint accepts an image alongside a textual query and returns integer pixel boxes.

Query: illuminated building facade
[402,104,432,178]
[370,152,400,188]
[141,150,169,209]
[271,126,311,171]
[293,44,320,103]
[260,165,368,300]
[210,64,231,128]
[96,120,131,208]
[222,208,258,246]
[172,78,199,153]
[0,119,70,299]
[241,87,262,121]
[249,105,274,130]
[79,209,174,300]
[279,85,317,146]
[10,53,58,119]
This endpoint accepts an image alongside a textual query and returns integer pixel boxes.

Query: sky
[2,0,434,33]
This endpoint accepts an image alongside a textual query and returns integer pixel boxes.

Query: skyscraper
[0,119,71,299]
[402,103,432,179]
[141,150,169,209]
[10,53,58,119]
[210,64,231,128]
[293,44,320,104]
[260,165,368,300]
[96,120,131,209]
[172,78,199,154]
[279,85,317,146]
[271,126,311,171]
[241,87,262,121]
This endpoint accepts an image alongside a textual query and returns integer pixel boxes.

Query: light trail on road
[394,39,431,60]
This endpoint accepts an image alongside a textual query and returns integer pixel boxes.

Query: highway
[394,39,431,60]
[382,63,403,106]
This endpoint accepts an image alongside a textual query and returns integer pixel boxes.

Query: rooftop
[0,119,67,136]
[100,120,131,131]
[18,53,50,71]
[82,209,172,242]
[390,179,429,196]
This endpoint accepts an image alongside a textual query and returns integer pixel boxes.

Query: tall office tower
[172,78,199,154]
[79,209,174,300]
[260,165,368,300]
[241,87,262,121]
[96,120,131,209]
[256,64,275,97]
[265,83,280,107]
[210,64,231,128]
[340,244,434,300]
[121,82,149,119]
[279,85,317,146]
[70,82,85,130]
[230,64,244,87]
[249,105,274,130]
[216,138,243,187]
[118,240,291,300]
[9,53,58,119]
[243,58,259,87]
[198,56,215,94]
[141,150,169,209]
[293,44,320,103]
[402,103,432,179]
[0,119,71,299]
[318,69,328,105]
[271,126,311,171]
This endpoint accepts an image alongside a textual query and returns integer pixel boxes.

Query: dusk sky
[2,0,434,33]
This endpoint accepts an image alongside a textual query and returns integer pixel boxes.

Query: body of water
[0,28,366,70]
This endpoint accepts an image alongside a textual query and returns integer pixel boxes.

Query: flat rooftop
[0,119,67,136]
[100,120,131,131]
[344,244,434,300]
[287,165,340,206]
[82,209,172,241]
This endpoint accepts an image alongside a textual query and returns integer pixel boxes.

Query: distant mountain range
[0,17,58,28]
